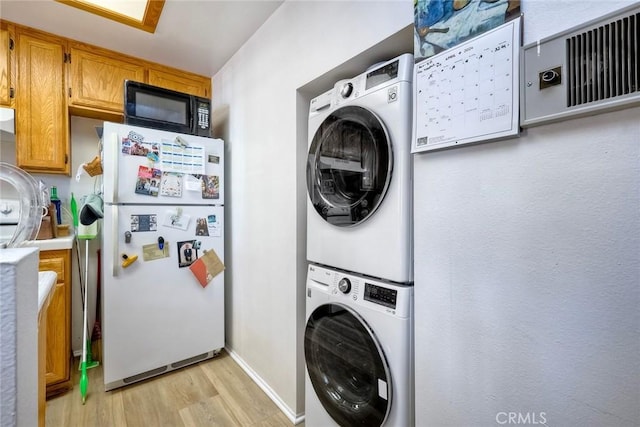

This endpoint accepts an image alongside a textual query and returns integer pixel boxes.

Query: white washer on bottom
[304,263,414,426]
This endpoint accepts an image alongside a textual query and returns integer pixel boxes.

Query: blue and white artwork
[414,0,520,62]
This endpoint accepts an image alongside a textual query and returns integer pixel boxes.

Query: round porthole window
[307,106,392,227]
[304,303,391,426]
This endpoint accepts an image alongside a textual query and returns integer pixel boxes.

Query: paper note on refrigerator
[207,214,221,237]
[142,242,170,261]
[163,210,191,230]
[160,172,183,197]
[189,249,224,287]
[160,140,205,174]
[184,174,202,192]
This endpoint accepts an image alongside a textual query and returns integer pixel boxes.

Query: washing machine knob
[340,83,353,98]
[338,278,351,294]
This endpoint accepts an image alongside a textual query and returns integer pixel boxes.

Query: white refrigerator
[101,122,225,390]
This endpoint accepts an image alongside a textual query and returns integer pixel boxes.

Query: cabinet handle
[9,88,14,99]
[9,38,14,50]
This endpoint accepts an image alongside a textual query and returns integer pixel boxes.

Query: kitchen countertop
[28,235,74,251]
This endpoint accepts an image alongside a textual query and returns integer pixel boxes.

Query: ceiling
[0,0,284,77]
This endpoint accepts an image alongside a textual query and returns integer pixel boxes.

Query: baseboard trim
[226,347,305,425]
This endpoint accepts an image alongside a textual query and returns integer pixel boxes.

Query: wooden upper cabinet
[69,43,145,113]
[0,22,14,107]
[15,28,69,174]
[7,20,211,174]
[148,66,210,98]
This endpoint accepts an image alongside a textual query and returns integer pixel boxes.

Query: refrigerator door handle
[111,131,120,204]
[111,204,119,277]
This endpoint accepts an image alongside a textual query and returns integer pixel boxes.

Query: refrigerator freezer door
[102,122,224,205]
[101,204,224,387]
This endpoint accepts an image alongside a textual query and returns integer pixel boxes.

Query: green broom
[75,193,102,404]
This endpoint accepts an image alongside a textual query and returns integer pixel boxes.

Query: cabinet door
[0,23,14,107]
[39,249,72,397]
[148,67,211,98]
[15,29,69,174]
[69,44,145,112]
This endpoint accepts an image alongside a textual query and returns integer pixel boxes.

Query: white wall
[211,1,412,420]
[414,1,640,426]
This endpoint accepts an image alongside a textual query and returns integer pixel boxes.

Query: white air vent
[521,4,639,127]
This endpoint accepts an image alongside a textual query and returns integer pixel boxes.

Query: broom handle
[82,239,89,363]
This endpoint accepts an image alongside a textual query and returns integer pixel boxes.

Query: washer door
[305,303,391,426]
[307,106,392,227]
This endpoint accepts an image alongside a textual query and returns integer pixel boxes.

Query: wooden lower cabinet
[39,249,72,397]
[38,292,50,427]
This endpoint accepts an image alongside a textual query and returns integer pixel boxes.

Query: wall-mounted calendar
[412,17,521,153]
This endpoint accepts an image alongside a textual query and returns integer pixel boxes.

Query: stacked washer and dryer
[304,53,415,427]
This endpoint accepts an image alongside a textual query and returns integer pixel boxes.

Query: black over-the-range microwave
[124,80,211,137]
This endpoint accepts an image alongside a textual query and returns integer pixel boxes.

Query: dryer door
[304,303,391,426]
[307,105,392,227]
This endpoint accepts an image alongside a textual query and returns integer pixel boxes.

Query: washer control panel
[307,264,412,318]
[338,277,351,294]
[364,282,397,309]
[339,82,353,99]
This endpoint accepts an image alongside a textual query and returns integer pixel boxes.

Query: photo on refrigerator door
[195,217,209,236]
[121,131,159,157]
[130,214,157,232]
[177,240,198,268]
[201,175,220,199]
[135,165,161,196]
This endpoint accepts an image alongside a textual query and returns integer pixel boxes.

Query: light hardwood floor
[45,350,300,427]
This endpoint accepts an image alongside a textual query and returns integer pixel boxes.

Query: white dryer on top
[306,53,413,283]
